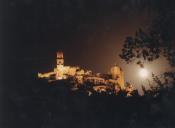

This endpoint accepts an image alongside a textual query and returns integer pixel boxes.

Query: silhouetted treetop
[120,2,175,67]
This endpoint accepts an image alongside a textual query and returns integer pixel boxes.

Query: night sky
[2,0,173,91]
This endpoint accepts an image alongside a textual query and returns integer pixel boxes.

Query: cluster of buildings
[38,51,134,96]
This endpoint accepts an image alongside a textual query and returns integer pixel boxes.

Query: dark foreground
[2,78,175,128]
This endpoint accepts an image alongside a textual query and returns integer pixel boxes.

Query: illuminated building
[57,51,64,66]
[38,51,79,80]
[110,65,125,89]
[38,51,130,95]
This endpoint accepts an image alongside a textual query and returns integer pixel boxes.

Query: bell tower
[57,51,64,68]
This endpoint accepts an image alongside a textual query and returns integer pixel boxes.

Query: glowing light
[139,68,149,78]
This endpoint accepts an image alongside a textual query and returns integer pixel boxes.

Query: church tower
[57,51,64,68]
[55,51,65,80]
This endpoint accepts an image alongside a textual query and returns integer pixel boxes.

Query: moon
[139,68,149,79]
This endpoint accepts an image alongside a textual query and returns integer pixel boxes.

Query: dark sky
[2,0,173,91]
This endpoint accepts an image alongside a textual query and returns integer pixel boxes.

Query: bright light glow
[139,68,149,79]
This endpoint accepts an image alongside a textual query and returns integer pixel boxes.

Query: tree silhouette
[120,0,175,100]
[120,1,175,67]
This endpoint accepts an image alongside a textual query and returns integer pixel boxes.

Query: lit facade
[38,51,79,80]
[38,51,132,94]
[110,65,125,89]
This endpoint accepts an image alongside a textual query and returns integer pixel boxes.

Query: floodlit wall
[38,72,55,78]
[110,66,121,79]
[110,65,125,89]
[67,67,77,76]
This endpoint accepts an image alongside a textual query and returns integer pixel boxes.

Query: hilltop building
[38,51,127,94]
[38,51,81,80]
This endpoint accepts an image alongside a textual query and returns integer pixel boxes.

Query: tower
[55,51,64,79]
[110,65,125,89]
[57,51,64,68]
